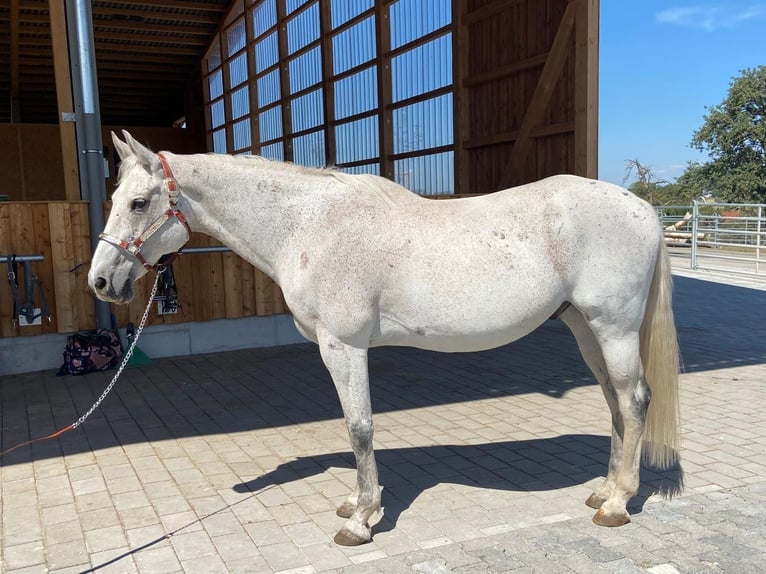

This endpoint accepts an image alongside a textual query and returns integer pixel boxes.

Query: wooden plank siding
[457,0,598,192]
[0,202,288,339]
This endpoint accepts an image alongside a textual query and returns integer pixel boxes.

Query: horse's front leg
[317,327,381,546]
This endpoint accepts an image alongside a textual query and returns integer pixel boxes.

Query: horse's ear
[111,131,132,161]
[121,130,161,172]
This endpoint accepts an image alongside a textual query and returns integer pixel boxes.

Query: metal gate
[656,201,765,278]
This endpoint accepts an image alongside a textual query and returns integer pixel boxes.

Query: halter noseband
[98,153,192,270]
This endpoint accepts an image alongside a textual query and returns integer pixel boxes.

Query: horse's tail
[639,239,681,469]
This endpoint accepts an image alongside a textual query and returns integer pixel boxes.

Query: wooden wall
[0,202,286,339]
[455,0,598,192]
[0,202,93,337]
[0,125,67,201]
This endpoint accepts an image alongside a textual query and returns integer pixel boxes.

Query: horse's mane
[114,150,414,206]
[233,153,411,206]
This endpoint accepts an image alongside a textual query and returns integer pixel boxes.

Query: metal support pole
[66,0,111,329]
[690,200,699,270]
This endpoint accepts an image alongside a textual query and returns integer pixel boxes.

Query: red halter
[98,153,192,270]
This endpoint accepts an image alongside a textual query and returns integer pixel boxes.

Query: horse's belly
[373,297,560,352]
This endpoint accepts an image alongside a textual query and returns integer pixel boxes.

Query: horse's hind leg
[316,328,381,546]
[562,307,650,526]
[561,308,619,508]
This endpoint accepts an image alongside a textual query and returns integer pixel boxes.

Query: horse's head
[88,131,191,303]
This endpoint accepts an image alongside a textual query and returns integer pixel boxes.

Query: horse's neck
[175,154,327,280]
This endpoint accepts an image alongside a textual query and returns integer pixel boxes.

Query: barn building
[0,0,599,374]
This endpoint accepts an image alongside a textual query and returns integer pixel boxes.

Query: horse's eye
[131,198,147,211]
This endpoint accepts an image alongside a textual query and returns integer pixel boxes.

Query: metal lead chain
[72,269,163,429]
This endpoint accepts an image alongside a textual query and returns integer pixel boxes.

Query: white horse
[90,131,680,546]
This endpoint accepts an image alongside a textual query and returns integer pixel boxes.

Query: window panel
[393,93,453,154]
[233,118,252,150]
[331,0,373,29]
[391,33,452,103]
[253,0,277,38]
[332,15,375,75]
[334,65,377,120]
[394,151,454,195]
[230,85,250,120]
[335,115,379,164]
[212,128,227,153]
[254,31,279,74]
[257,69,281,108]
[287,0,310,13]
[338,163,380,176]
[291,88,324,133]
[259,105,283,142]
[229,52,248,88]
[293,130,326,166]
[227,18,246,55]
[287,2,319,55]
[289,46,322,94]
[206,38,222,72]
[210,99,225,129]
[208,69,223,100]
[389,0,451,50]
[260,141,284,161]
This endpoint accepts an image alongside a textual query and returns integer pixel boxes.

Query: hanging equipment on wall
[155,264,181,316]
[20,261,53,325]
[7,255,20,326]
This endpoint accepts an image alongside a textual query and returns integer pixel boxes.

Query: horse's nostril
[94,277,107,290]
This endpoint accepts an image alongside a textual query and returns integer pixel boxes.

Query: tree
[689,66,766,203]
[623,158,668,205]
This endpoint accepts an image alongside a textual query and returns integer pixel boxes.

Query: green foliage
[689,66,766,203]
[624,67,766,205]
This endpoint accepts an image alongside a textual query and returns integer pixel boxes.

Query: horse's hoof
[592,508,630,527]
[334,526,371,546]
[336,501,355,519]
[585,493,607,509]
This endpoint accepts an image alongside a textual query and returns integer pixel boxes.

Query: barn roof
[0,0,228,125]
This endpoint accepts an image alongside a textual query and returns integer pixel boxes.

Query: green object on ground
[125,322,152,368]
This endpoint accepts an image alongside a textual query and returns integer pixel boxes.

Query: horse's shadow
[233,434,683,533]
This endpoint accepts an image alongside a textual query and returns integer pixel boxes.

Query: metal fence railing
[655,201,765,278]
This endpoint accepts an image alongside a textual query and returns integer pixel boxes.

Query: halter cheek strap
[98,153,192,270]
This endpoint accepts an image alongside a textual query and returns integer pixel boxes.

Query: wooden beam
[276,0,293,162]
[48,0,81,201]
[461,0,527,26]
[93,42,202,56]
[319,0,336,165]
[375,0,394,179]
[91,6,220,26]
[461,53,548,88]
[499,0,576,187]
[574,0,599,178]
[454,0,470,194]
[103,0,227,13]
[10,0,20,121]
[463,121,575,150]
[245,5,259,154]
[90,31,209,47]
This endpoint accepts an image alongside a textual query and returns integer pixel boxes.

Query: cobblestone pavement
[1,267,765,573]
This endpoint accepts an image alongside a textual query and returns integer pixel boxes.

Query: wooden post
[276,0,294,162]
[10,0,20,121]
[319,0,337,166]
[454,0,470,194]
[574,0,599,178]
[49,0,81,201]
[375,0,394,180]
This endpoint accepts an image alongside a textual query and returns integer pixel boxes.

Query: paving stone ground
[1,262,765,573]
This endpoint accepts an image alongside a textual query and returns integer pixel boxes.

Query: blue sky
[599,2,766,186]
